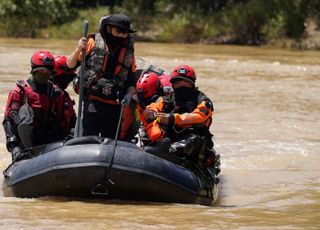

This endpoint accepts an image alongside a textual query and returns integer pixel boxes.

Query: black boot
[169,134,202,158]
[169,140,190,157]
[11,146,22,162]
[155,138,171,152]
[203,148,221,174]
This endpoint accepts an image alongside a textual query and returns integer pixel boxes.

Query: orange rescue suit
[145,95,213,142]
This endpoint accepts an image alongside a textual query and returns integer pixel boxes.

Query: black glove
[121,92,132,105]
[11,146,22,162]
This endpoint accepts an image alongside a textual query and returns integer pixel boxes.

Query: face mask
[106,33,126,47]
[32,71,50,85]
[174,87,195,102]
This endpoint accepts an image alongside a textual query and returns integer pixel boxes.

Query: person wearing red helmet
[50,55,77,133]
[144,65,218,168]
[67,14,137,140]
[51,55,77,90]
[136,72,162,112]
[136,71,173,145]
[2,50,68,162]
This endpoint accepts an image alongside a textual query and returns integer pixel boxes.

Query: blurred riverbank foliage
[0,0,319,48]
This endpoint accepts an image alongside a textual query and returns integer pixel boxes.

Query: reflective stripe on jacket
[147,92,213,129]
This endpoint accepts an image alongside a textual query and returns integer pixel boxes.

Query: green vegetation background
[1,0,319,49]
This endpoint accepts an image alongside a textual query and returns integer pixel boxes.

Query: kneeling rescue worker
[144,65,217,168]
[2,50,69,162]
[136,71,173,144]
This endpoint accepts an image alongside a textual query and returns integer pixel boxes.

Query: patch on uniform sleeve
[11,102,19,110]
[87,102,97,113]
[102,84,113,96]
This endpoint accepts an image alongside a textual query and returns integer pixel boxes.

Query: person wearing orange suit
[136,71,173,145]
[144,65,217,167]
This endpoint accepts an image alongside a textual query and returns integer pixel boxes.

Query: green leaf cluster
[0,0,76,37]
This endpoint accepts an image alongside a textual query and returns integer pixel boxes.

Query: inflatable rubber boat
[2,136,220,205]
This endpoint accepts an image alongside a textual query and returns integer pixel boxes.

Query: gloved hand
[122,86,136,105]
[156,113,170,125]
[143,109,157,123]
[11,146,22,162]
[122,92,132,105]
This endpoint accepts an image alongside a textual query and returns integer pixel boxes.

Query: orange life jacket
[145,91,214,142]
[78,33,135,104]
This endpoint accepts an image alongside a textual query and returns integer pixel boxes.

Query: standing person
[144,65,217,168]
[66,14,137,139]
[50,55,77,135]
[2,50,67,161]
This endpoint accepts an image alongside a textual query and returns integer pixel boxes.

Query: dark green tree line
[0,0,76,37]
[0,0,319,45]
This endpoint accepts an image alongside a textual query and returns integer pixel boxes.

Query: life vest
[145,120,164,143]
[171,91,214,142]
[81,33,134,102]
[16,80,62,131]
[61,90,76,132]
[146,90,214,143]
[172,90,211,114]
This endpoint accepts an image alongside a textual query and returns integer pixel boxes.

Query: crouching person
[2,50,68,162]
[136,71,173,145]
[144,65,218,168]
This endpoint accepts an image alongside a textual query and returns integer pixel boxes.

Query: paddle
[75,20,89,138]
[106,99,127,184]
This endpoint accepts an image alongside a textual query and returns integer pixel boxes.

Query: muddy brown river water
[0,38,319,229]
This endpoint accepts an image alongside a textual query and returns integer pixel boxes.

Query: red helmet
[159,74,173,95]
[136,72,161,99]
[50,55,76,89]
[170,65,196,85]
[54,55,75,76]
[30,50,55,72]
